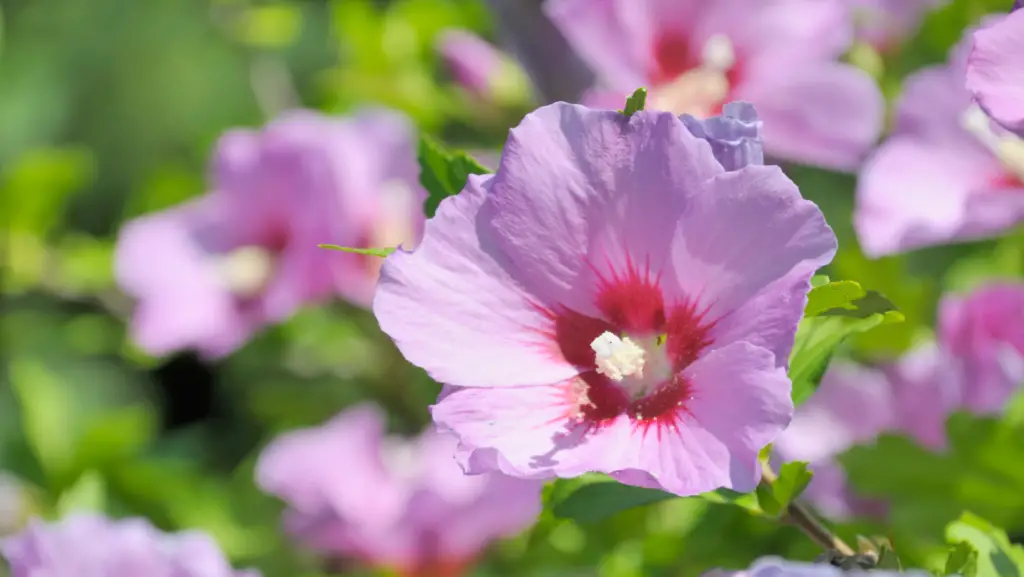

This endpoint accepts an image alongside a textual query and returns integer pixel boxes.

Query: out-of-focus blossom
[374,102,837,496]
[939,283,1024,413]
[855,31,1024,258]
[115,109,423,358]
[967,9,1024,137]
[704,556,936,577]
[775,283,1024,518]
[1,514,257,576]
[682,101,764,171]
[545,0,884,170]
[482,0,595,103]
[772,346,962,518]
[437,29,532,107]
[847,0,946,51]
[256,404,542,577]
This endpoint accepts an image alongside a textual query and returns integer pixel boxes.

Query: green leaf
[789,281,903,406]
[55,470,106,515]
[840,407,1024,538]
[619,88,648,117]
[697,488,763,515]
[946,513,1024,577]
[945,541,980,577]
[551,479,674,524]
[876,544,903,571]
[756,462,813,517]
[318,244,396,257]
[417,135,491,218]
[810,274,831,288]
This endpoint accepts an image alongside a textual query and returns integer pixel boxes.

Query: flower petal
[739,63,884,170]
[487,103,723,314]
[613,343,793,495]
[668,165,837,336]
[431,383,632,479]
[374,174,578,388]
[854,137,1011,257]
[967,11,1024,137]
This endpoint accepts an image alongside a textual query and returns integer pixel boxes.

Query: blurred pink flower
[437,29,522,103]
[256,404,541,577]
[545,0,884,170]
[847,0,946,51]
[939,283,1024,413]
[374,102,836,496]
[774,283,1024,518]
[967,9,1024,137]
[115,109,423,358]
[1,514,257,577]
[855,29,1024,258]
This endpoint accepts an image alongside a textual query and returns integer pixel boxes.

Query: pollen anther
[591,331,646,382]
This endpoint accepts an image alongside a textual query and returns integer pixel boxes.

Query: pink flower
[115,109,423,358]
[544,0,884,170]
[256,404,541,577]
[437,29,527,104]
[966,9,1024,137]
[855,30,1024,257]
[374,102,837,496]
[939,283,1024,413]
[847,0,946,51]
[1,514,257,577]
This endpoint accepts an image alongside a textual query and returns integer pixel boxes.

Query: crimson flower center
[649,33,741,118]
[543,257,716,432]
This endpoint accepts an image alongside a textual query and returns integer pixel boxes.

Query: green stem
[761,463,854,556]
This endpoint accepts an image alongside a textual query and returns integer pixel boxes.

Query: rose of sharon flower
[115,109,423,358]
[545,0,884,170]
[256,404,541,577]
[704,556,937,577]
[967,8,1024,137]
[1,514,257,577]
[939,283,1024,413]
[374,102,837,496]
[855,29,1024,258]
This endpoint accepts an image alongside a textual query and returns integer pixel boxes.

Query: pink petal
[431,383,633,480]
[373,174,579,389]
[668,165,837,347]
[967,11,1024,136]
[613,343,793,494]
[487,103,723,315]
[854,137,1014,257]
[738,63,884,170]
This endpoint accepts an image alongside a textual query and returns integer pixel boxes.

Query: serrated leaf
[551,480,674,524]
[789,282,903,406]
[417,135,491,218]
[620,88,647,117]
[318,244,396,257]
[946,513,1024,577]
[945,541,979,577]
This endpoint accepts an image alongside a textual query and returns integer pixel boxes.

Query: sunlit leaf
[620,88,647,117]
[417,135,491,217]
[946,513,1024,577]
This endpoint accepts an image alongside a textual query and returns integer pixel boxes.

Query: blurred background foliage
[0,0,1022,575]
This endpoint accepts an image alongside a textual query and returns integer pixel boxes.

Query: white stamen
[216,246,275,297]
[702,34,735,72]
[961,104,1024,181]
[591,331,646,382]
